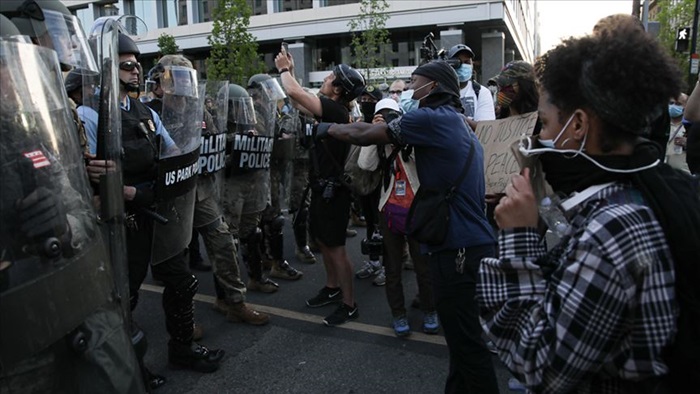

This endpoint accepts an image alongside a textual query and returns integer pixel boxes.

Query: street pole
[642,0,649,31]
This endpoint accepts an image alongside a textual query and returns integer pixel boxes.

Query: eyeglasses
[389,90,403,95]
[119,61,139,72]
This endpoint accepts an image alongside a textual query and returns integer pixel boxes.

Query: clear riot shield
[199,80,228,201]
[90,18,132,325]
[151,66,206,264]
[0,41,113,370]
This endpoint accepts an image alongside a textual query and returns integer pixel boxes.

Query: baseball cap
[361,85,383,102]
[374,98,401,114]
[489,61,535,87]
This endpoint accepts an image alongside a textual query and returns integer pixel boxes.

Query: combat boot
[213,299,270,325]
[247,277,279,293]
[295,245,316,264]
[270,260,303,280]
[168,341,224,373]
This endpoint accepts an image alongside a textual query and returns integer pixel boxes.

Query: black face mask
[539,152,629,196]
[360,102,376,123]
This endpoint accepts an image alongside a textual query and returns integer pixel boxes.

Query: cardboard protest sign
[473,112,538,194]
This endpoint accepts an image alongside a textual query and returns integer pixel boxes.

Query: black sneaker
[168,341,225,373]
[306,287,342,308]
[323,303,358,326]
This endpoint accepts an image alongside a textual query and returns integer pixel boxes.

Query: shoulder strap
[447,135,476,198]
[472,81,481,99]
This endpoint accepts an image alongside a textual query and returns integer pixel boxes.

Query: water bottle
[539,196,569,237]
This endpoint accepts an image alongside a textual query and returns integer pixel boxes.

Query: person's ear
[571,109,590,142]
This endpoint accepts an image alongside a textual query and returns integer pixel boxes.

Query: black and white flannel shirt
[477,183,678,394]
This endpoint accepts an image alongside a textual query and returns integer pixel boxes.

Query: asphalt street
[134,216,523,393]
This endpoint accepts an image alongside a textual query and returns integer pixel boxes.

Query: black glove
[314,122,333,140]
[16,186,68,239]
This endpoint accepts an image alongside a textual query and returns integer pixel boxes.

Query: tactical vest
[121,97,158,185]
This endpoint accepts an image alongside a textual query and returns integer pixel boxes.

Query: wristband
[279,68,290,74]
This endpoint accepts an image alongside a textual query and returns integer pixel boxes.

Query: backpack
[343,144,382,196]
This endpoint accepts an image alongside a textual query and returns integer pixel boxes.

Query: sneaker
[269,260,303,280]
[355,260,381,279]
[192,323,203,341]
[392,315,411,337]
[213,299,269,325]
[308,238,320,253]
[247,277,279,293]
[295,245,317,264]
[323,303,358,326]
[168,341,225,373]
[306,286,342,308]
[372,267,386,286]
[423,311,440,334]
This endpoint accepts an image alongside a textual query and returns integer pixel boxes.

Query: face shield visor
[39,10,98,73]
[160,66,198,98]
[229,96,257,132]
[258,78,286,102]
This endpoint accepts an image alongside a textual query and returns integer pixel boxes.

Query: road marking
[141,283,447,346]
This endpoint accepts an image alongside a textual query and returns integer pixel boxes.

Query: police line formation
[1,2,699,393]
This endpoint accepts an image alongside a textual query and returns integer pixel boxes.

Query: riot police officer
[0,11,144,393]
[249,73,304,281]
[103,33,224,373]
[146,55,270,326]
[221,84,281,293]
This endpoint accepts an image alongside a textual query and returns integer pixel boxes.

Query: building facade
[63,0,540,87]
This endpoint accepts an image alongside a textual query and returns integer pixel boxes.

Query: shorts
[308,187,351,247]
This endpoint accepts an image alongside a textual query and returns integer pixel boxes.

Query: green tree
[652,0,696,89]
[157,33,179,55]
[207,0,263,85]
[347,0,391,82]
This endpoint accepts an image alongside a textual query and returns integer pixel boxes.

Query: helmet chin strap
[120,79,140,93]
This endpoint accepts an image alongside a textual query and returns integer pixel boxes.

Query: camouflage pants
[289,158,310,213]
[194,194,246,304]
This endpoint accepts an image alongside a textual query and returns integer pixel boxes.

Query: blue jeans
[429,245,500,394]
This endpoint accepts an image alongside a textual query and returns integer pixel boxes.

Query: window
[323,0,360,6]
[275,0,312,13]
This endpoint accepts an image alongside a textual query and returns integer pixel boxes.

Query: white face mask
[538,113,575,149]
[518,114,660,174]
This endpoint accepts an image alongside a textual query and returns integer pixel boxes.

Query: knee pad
[167,274,199,303]
[270,214,285,234]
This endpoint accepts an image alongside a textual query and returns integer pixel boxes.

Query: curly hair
[537,28,682,150]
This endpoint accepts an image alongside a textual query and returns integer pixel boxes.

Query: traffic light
[676,27,691,53]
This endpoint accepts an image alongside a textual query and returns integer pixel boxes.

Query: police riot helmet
[118,32,140,56]
[248,73,272,89]
[447,44,474,60]
[1,0,98,72]
[64,68,85,94]
[332,64,366,102]
[227,83,249,99]
[158,54,192,68]
[0,14,21,37]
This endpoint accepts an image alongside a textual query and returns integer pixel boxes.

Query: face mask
[497,85,517,108]
[456,63,473,83]
[360,102,376,123]
[538,113,575,148]
[669,104,684,118]
[518,115,660,175]
[399,81,432,114]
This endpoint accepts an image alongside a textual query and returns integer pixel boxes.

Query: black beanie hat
[412,61,460,100]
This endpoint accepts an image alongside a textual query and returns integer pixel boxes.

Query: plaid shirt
[478,183,678,394]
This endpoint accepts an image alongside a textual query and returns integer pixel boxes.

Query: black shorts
[308,187,351,247]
